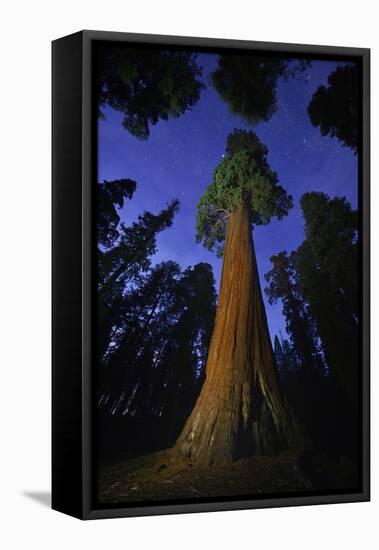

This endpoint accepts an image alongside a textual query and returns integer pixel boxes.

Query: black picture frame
[52,30,370,520]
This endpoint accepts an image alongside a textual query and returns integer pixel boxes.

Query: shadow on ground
[22,491,51,507]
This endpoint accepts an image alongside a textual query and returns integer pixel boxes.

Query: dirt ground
[98,448,316,504]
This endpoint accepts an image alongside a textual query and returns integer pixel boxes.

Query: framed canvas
[52,30,370,520]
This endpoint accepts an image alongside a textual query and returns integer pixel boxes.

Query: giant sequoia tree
[174,130,309,466]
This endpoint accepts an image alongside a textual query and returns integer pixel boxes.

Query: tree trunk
[175,204,309,466]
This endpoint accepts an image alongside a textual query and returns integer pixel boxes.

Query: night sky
[97,53,358,340]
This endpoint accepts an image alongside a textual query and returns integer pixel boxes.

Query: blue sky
[97,53,357,340]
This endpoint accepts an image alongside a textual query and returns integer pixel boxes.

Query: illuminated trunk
[175,204,308,466]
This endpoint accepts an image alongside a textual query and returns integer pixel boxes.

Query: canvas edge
[52,31,85,520]
[52,30,370,520]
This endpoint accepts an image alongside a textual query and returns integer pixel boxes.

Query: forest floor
[98,449,317,504]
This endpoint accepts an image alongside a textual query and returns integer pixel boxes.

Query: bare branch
[209,208,231,216]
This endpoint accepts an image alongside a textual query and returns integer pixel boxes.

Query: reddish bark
[175,205,308,466]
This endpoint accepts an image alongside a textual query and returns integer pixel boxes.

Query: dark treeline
[265,191,359,471]
[94,46,218,461]
[96,179,217,461]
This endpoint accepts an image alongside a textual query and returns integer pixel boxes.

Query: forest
[94,44,360,503]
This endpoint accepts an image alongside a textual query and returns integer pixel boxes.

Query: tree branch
[209,208,231,216]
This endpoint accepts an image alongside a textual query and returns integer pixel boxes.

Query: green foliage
[97,178,136,247]
[96,46,204,139]
[196,130,293,255]
[211,55,308,125]
[308,64,359,153]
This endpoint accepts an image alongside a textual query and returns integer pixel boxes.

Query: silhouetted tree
[295,192,359,405]
[95,176,216,433]
[273,334,298,376]
[265,250,322,372]
[98,199,179,291]
[274,335,285,373]
[174,129,309,466]
[133,263,217,430]
[97,200,180,363]
[211,55,308,125]
[95,45,204,139]
[99,261,217,429]
[308,64,359,153]
[102,260,183,415]
[97,178,137,247]
[266,192,359,458]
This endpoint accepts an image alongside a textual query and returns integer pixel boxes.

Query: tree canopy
[96,46,204,139]
[211,55,308,125]
[196,129,293,256]
[307,64,359,153]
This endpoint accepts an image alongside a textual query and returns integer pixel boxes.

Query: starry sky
[97,52,358,341]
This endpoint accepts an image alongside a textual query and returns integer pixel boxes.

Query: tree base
[98,447,314,504]
[173,206,310,466]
